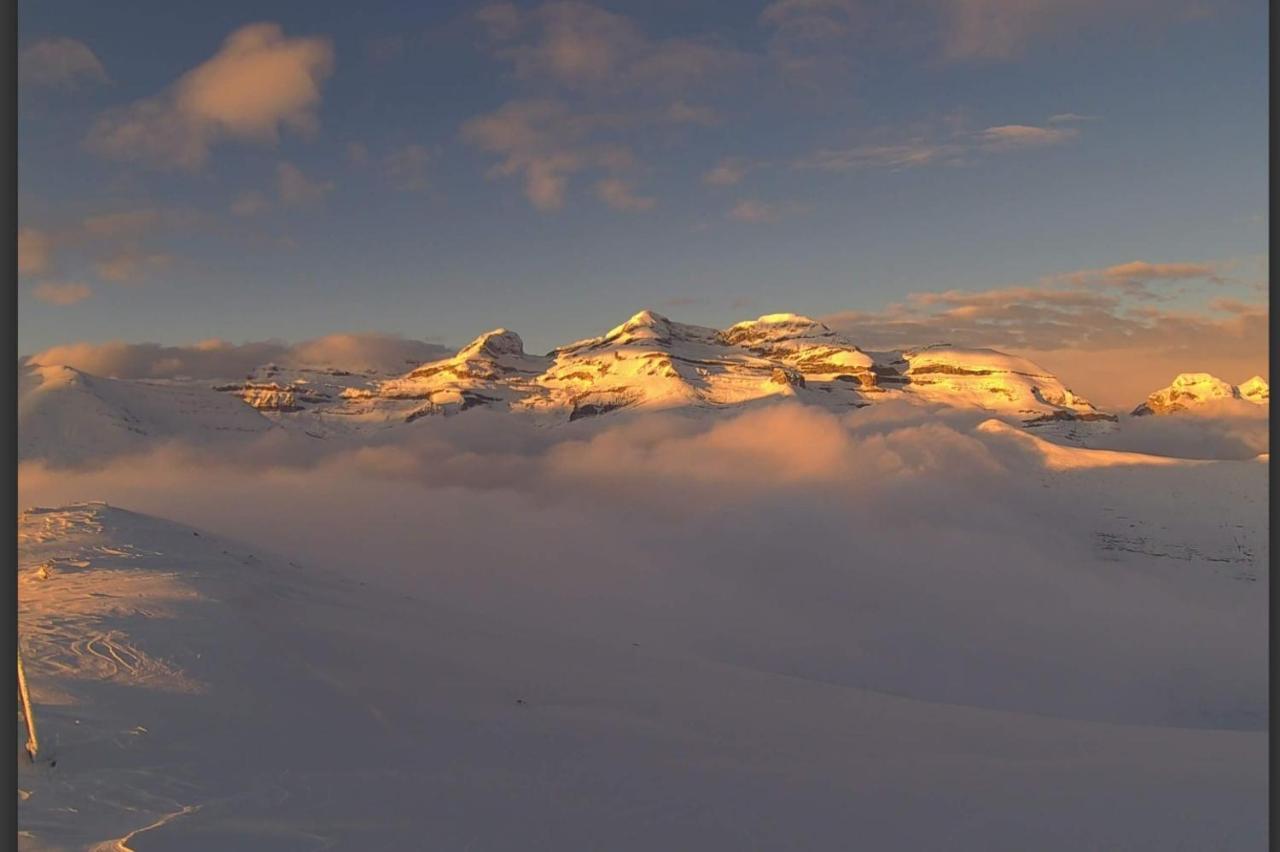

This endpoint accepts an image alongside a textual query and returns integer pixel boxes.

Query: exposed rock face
[213,382,333,412]
[1131,373,1268,416]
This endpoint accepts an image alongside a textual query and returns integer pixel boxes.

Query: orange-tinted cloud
[461,99,634,210]
[18,228,53,276]
[481,1,747,93]
[31,281,92,306]
[87,23,333,170]
[822,259,1265,407]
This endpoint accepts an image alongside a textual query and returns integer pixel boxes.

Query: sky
[16,0,1269,401]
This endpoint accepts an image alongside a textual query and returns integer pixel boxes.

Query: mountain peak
[1131,372,1263,416]
[1238,375,1269,402]
[606,310,674,341]
[458,329,527,361]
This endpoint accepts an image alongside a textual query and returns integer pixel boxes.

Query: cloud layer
[17,400,1267,735]
[822,259,1266,408]
[25,333,451,379]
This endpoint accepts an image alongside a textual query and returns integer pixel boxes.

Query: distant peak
[458,329,526,360]
[1169,372,1232,389]
[1238,376,1269,401]
[753,313,818,325]
[606,310,674,341]
[624,309,670,328]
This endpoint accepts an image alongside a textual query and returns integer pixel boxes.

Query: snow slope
[17,480,1267,850]
[18,365,276,466]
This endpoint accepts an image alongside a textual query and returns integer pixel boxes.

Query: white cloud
[974,124,1078,150]
[87,23,334,170]
[796,118,1081,172]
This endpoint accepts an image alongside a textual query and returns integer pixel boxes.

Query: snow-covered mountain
[20,311,1120,462]
[1131,373,1270,415]
[18,363,275,465]
[341,310,1111,424]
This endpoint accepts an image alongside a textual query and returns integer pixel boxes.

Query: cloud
[230,190,270,217]
[938,0,1209,61]
[461,99,634,210]
[284,333,452,373]
[347,141,370,166]
[93,249,174,283]
[18,228,53,276]
[726,199,805,224]
[17,400,1265,736]
[19,208,201,290]
[727,199,777,223]
[383,144,431,192]
[702,157,753,186]
[796,119,1081,172]
[81,208,168,238]
[821,259,1264,408]
[19,37,108,90]
[664,101,720,127]
[481,1,747,93]
[1047,113,1098,124]
[86,23,334,170]
[25,333,453,379]
[31,281,92,306]
[277,161,334,205]
[476,3,524,42]
[760,0,865,83]
[974,124,1078,150]
[594,178,655,211]
[796,140,957,171]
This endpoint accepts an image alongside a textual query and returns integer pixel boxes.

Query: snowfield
[16,310,1269,849]
[17,405,1268,850]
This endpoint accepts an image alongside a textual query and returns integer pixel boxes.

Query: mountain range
[19,310,1267,464]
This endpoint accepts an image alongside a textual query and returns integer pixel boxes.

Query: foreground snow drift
[17,474,1267,850]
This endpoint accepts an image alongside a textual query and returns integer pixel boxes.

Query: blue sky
[17,0,1268,361]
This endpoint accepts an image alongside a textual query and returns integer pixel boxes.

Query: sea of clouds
[19,399,1268,734]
